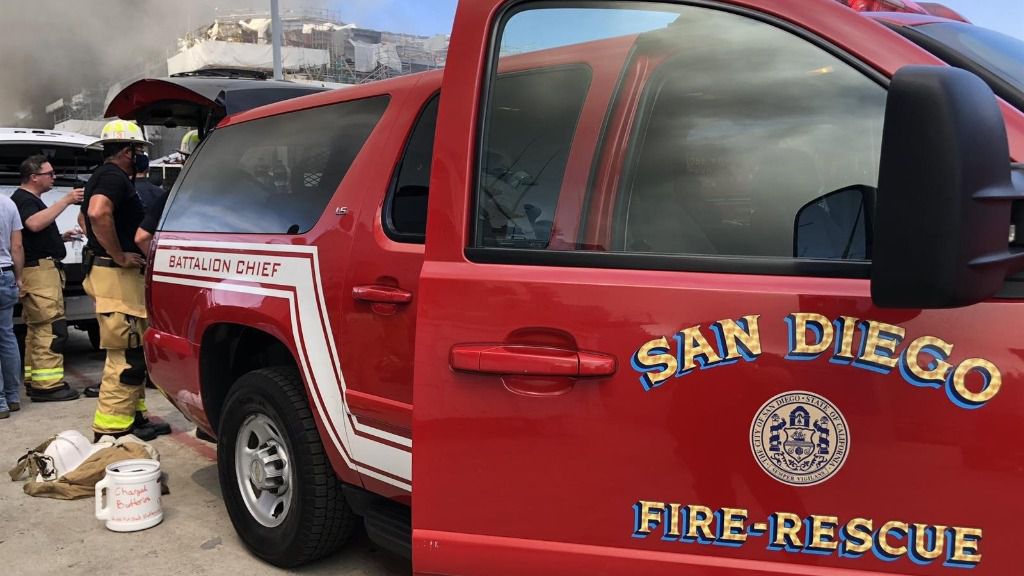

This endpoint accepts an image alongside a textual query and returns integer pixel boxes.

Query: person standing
[134,187,167,257]
[13,155,84,402]
[0,193,23,419]
[133,153,163,210]
[83,120,167,441]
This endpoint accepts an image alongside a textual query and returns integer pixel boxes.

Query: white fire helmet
[96,119,152,147]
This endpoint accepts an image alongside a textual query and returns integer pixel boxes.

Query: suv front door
[415,2,1021,575]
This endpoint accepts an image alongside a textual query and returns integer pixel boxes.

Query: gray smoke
[0,1,332,128]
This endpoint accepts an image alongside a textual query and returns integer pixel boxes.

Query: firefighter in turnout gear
[13,155,84,402]
[83,120,169,441]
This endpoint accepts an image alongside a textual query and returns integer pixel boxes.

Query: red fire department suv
[143,0,1024,573]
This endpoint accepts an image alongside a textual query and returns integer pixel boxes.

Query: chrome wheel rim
[235,413,292,527]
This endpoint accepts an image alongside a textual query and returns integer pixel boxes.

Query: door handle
[352,285,413,304]
[450,344,616,377]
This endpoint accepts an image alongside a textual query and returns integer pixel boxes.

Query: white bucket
[94,459,163,532]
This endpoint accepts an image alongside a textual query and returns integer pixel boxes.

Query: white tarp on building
[302,22,356,34]
[350,40,402,73]
[168,40,329,75]
[240,18,272,36]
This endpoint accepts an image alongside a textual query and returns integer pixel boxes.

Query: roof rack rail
[170,68,269,81]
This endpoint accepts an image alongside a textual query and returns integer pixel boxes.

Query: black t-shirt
[11,188,66,262]
[135,180,163,210]
[84,163,145,257]
[139,190,168,235]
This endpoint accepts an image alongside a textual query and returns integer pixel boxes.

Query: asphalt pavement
[0,329,409,576]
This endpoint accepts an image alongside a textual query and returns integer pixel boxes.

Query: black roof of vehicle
[105,76,330,135]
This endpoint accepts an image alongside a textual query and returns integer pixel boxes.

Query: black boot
[129,425,159,441]
[95,426,158,443]
[29,383,80,402]
[135,412,171,436]
[83,385,100,398]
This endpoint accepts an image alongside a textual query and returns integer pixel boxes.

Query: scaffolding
[175,7,449,85]
[40,8,450,130]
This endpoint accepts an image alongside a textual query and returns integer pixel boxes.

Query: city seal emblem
[750,391,849,486]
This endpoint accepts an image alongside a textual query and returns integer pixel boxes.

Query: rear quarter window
[162,95,389,234]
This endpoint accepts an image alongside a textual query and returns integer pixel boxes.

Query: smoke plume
[0,1,331,127]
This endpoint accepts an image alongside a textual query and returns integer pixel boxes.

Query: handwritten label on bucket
[95,459,163,532]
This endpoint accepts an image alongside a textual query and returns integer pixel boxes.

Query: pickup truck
[0,128,100,347]
[144,1,1024,574]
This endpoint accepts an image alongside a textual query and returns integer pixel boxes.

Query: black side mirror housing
[872,65,1024,308]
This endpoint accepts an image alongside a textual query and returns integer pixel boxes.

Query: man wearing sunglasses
[12,155,84,403]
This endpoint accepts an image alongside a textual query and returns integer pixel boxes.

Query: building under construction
[44,8,448,155]
[172,8,448,85]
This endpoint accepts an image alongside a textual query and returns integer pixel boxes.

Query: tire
[218,366,355,567]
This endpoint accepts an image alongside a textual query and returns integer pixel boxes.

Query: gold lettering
[877,520,909,557]
[841,518,873,555]
[788,313,833,356]
[679,327,722,372]
[951,359,1002,406]
[771,512,804,548]
[686,505,715,541]
[634,338,677,390]
[718,508,748,544]
[666,503,682,538]
[911,524,947,561]
[714,316,761,361]
[904,336,953,383]
[858,321,906,369]
[808,515,839,551]
[634,501,664,535]
[834,316,858,360]
[949,526,982,565]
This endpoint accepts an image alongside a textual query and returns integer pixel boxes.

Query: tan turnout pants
[84,265,148,435]
[21,260,67,391]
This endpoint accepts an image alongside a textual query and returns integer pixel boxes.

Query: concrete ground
[0,330,410,576]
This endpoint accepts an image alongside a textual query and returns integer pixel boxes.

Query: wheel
[85,321,101,350]
[218,366,355,567]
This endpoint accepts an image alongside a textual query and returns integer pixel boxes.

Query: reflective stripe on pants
[85,266,148,435]
[93,348,143,433]
[21,262,65,390]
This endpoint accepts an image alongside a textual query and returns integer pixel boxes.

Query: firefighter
[82,120,169,441]
[180,129,200,157]
[13,154,84,401]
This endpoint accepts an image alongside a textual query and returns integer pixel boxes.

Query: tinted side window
[478,4,886,273]
[614,12,885,259]
[163,96,389,234]
[385,95,439,242]
[476,66,591,248]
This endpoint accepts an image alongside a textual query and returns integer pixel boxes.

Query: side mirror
[794,185,874,260]
[872,66,1024,308]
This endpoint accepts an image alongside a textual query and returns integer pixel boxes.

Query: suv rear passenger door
[415,2,1018,575]
[339,82,439,499]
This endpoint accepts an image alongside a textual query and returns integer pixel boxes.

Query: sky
[341,0,1024,40]
[937,0,1024,40]
[331,0,457,37]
